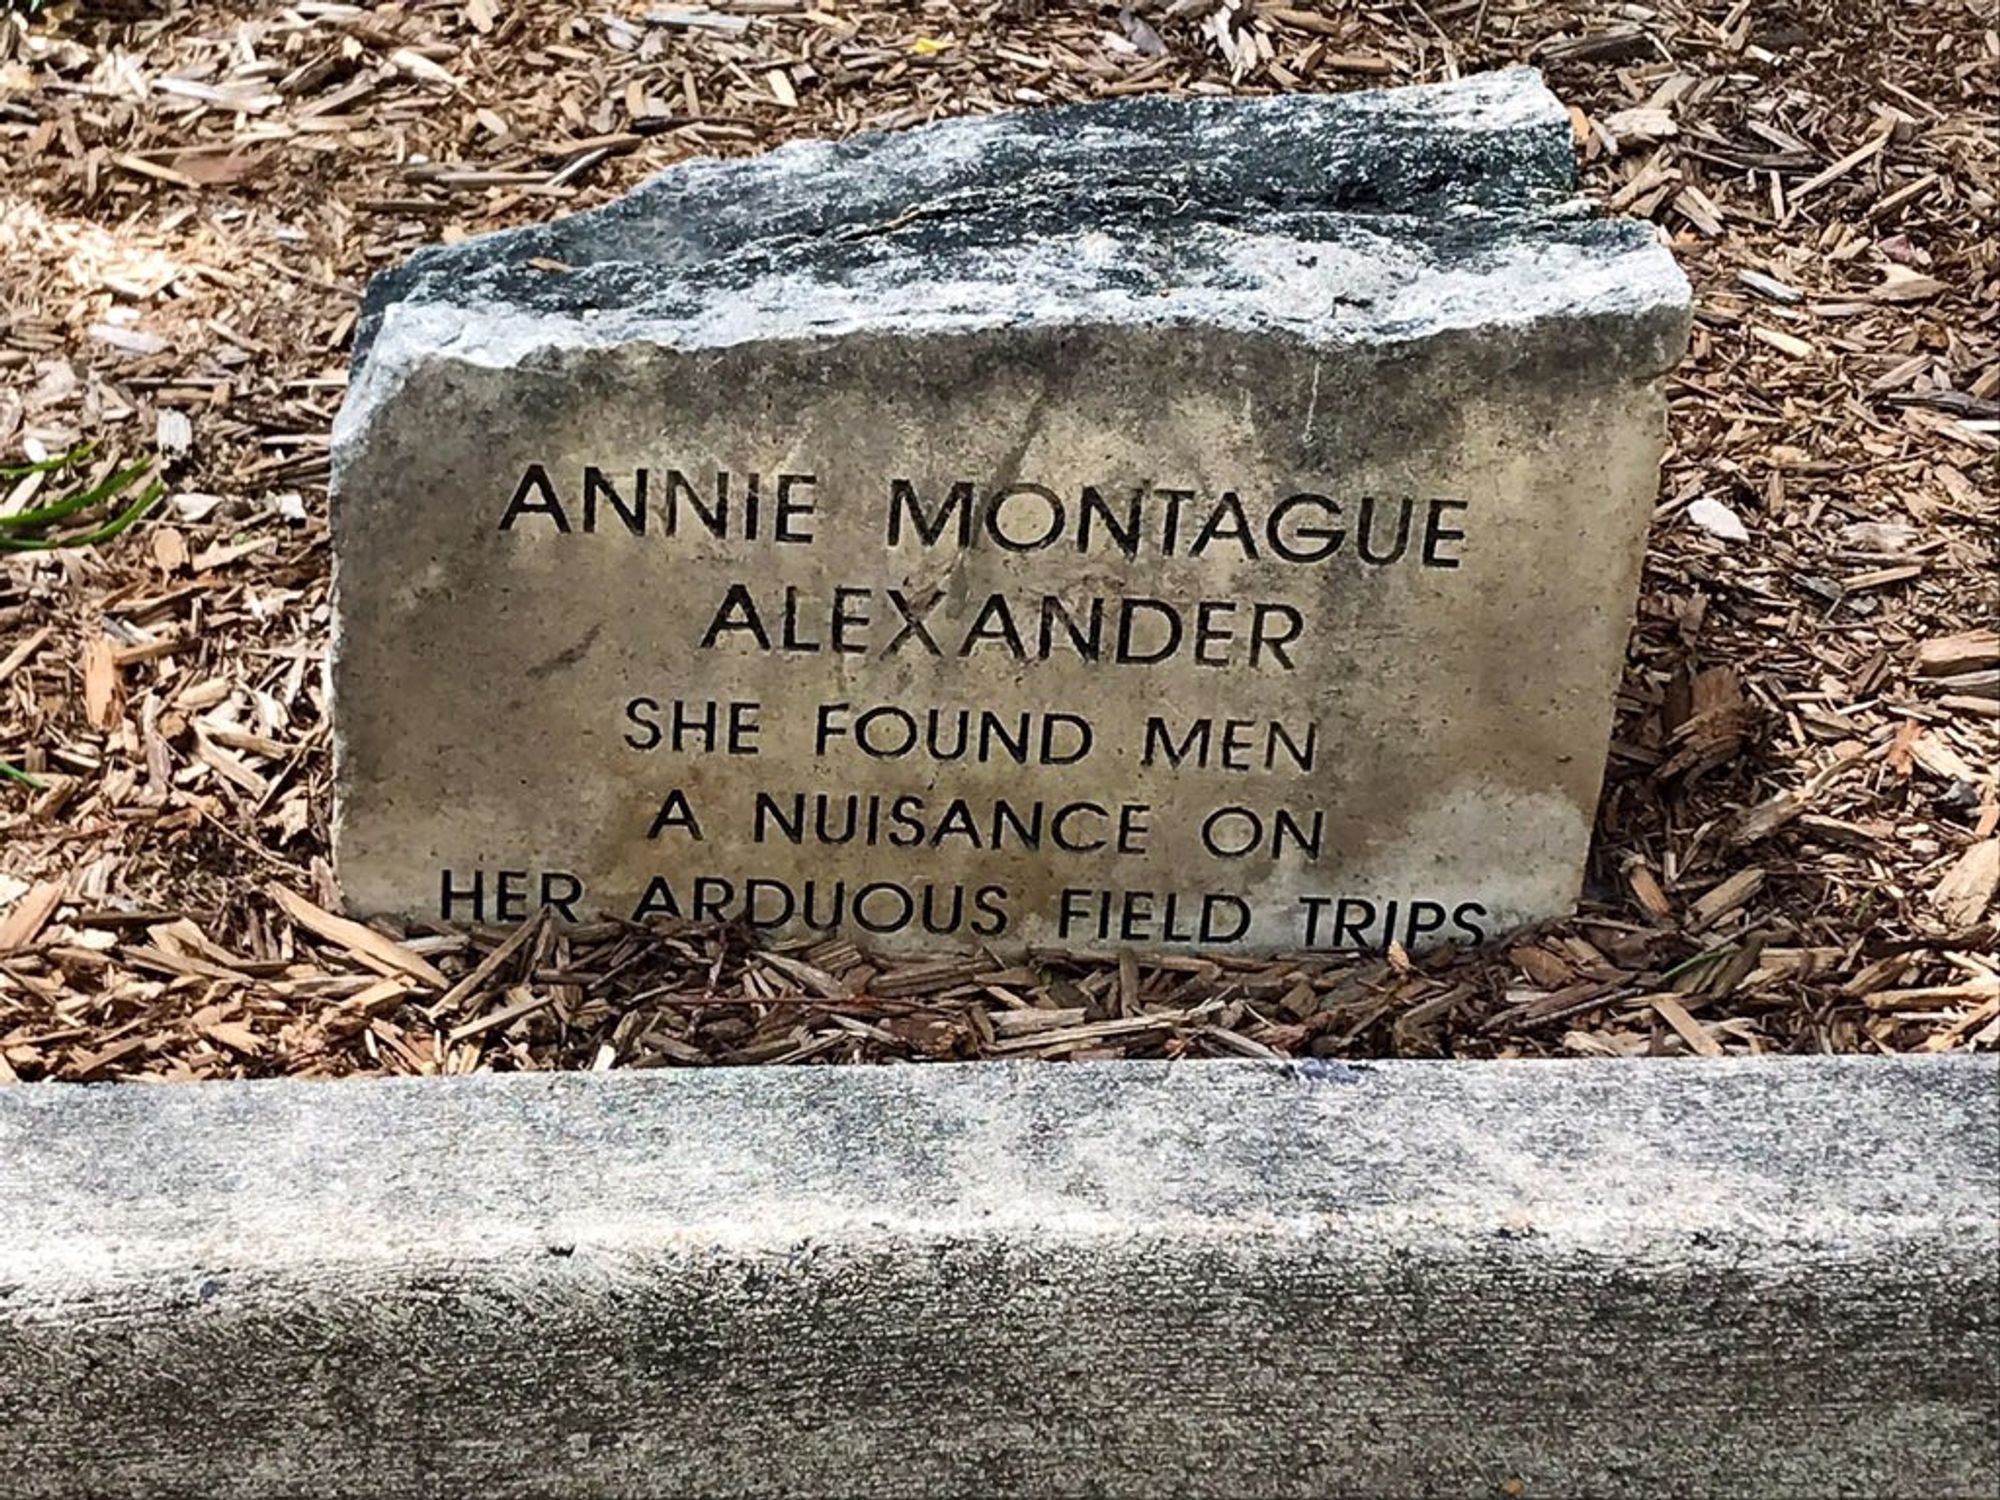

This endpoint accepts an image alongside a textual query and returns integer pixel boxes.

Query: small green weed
[0,443,164,552]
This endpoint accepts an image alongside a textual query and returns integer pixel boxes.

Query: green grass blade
[63,479,166,545]
[0,760,46,792]
[0,441,94,481]
[0,459,149,531]
[0,481,164,551]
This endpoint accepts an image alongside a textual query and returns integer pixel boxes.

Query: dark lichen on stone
[350,69,1688,377]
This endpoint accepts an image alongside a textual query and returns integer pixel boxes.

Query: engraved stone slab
[332,68,1691,955]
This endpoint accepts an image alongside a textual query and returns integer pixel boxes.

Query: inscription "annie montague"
[497,464,1469,567]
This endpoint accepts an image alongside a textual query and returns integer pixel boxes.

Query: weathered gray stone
[332,68,1691,953]
[2,1057,1994,1498]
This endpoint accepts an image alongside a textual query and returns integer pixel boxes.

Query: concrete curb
[2,1057,1995,1498]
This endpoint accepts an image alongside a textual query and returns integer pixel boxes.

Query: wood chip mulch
[1,0,1995,1082]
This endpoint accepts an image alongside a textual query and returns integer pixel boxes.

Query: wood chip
[427,910,547,1017]
[1627,865,1673,919]
[1789,130,1890,201]
[80,637,122,733]
[0,626,51,688]
[1652,995,1724,1057]
[1932,841,2000,928]
[1686,869,1766,931]
[986,1014,1171,1054]
[1919,630,1999,677]
[448,984,553,1043]
[1751,325,1815,358]
[1909,732,1979,784]
[266,884,450,987]
[0,882,64,954]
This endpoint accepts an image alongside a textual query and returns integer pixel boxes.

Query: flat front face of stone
[334,73,1690,955]
[335,312,1668,955]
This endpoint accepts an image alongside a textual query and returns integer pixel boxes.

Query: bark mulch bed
[1,0,1995,1081]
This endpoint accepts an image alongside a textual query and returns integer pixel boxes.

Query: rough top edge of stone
[347,68,1594,371]
[333,213,1691,456]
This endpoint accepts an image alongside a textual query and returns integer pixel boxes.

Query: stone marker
[332,68,1691,956]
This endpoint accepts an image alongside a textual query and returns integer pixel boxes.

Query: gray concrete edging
[2,1055,1995,1498]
